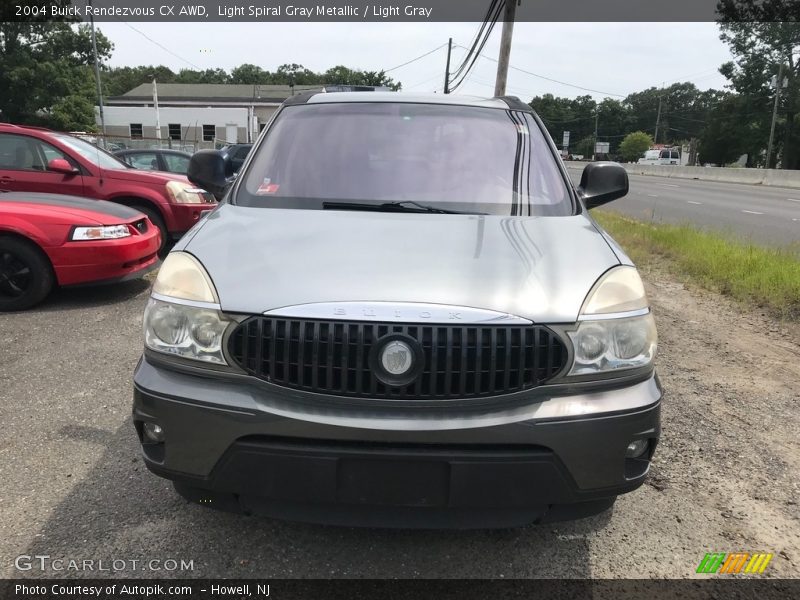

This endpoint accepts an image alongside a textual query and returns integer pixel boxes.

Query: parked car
[134,93,660,528]
[219,143,252,172]
[115,149,193,175]
[0,124,216,255]
[0,192,160,310]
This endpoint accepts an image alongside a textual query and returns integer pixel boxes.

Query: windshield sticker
[256,178,280,195]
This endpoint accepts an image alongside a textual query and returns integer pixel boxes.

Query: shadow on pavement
[18,417,609,579]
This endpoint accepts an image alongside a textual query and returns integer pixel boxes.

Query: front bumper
[133,356,661,527]
[165,202,216,237]
[49,230,160,287]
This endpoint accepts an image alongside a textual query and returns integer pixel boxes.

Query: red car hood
[102,167,187,185]
[0,192,146,224]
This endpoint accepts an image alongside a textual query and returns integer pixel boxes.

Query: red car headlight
[71,225,132,241]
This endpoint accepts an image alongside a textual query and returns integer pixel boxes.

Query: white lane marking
[741,210,764,215]
[647,194,659,197]
[788,198,800,203]
[658,183,681,188]
[687,201,702,205]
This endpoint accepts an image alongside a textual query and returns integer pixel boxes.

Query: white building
[96,83,325,148]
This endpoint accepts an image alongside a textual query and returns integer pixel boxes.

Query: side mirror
[578,162,629,209]
[47,158,78,175]
[187,150,234,201]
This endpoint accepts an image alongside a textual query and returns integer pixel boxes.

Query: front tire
[0,237,54,311]
[131,205,169,258]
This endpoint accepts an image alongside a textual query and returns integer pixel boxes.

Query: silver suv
[133,92,660,528]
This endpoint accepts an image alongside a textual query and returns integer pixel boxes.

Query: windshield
[53,134,129,170]
[237,102,573,216]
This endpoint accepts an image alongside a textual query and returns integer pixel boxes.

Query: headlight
[166,180,215,204]
[568,314,657,375]
[71,225,130,240]
[568,266,657,376]
[145,252,229,364]
[144,298,229,363]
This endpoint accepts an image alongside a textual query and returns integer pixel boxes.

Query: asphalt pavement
[1,269,798,579]
[566,165,800,248]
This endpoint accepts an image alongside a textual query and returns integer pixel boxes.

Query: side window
[127,152,160,171]
[234,146,250,160]
[0,133,45,170]
[38,141,70,165]
[163,153,189,173]
[659,150,670,159]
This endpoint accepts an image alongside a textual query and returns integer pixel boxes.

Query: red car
[0,124,216,254]
[0,192,161,310]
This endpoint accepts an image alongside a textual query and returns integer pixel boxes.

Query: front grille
[228,317,567,400]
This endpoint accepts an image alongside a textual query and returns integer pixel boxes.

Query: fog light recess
[143,422,165,443]
[625,439,649,458]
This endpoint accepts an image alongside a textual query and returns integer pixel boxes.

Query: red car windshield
[238,102,573,216]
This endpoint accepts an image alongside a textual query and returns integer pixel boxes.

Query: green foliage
[595,211,800,319]
[717,5,800,168]
[618,131,653,162]
[0,21,112,129]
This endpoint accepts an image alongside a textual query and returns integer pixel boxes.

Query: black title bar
[3,0,800,22]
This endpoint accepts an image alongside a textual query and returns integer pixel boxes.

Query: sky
[94,22,735,101]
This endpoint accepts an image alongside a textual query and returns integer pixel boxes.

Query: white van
[638,148,680,165]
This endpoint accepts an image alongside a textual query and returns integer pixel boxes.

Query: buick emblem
[380,340,413,375]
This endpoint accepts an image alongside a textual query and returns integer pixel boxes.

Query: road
[566,166,800,248]
[1,271,798,579]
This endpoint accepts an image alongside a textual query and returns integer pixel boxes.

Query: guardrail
[564,161,800,190]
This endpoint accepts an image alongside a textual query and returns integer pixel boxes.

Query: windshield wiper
[322,200,485,215]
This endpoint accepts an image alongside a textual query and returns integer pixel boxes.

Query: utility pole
[654,95,662,145]
[443,38,453,94]
[152,78,162,145]
[88,0,106,148]
[767,63,785,169]
[593,107,599,160]
[494,0,518,96]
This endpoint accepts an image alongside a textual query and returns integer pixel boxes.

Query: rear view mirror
[47,158,78,175]
[578,162,629,209]
[187,150,234,201]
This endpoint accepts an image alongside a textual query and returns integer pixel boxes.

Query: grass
[593,211,800,320]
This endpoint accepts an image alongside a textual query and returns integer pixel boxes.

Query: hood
[0,192,144,223]
[102,167,187,185]
[184,205,621,323]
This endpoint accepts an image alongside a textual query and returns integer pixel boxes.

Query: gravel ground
[0,267,798,579]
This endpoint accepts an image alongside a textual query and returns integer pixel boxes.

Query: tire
[0,236,54,311]
[131,204,169,258]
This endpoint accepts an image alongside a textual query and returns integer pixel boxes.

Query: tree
[698,93,769,167]
[619,131,653,162]
[103,65,176,96]
[323,65,400,89]
[229,64,266,84]
[718,3,800,168]
[0,20,112,128]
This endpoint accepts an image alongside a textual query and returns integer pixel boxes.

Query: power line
[455,43,627,98]
[114,20,201,70]
[383,43,448,73]
[449,0,504,92]
[450,0,501,81]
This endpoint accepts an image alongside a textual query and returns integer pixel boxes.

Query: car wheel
[0,237,54,311]
[131,205,169,258]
